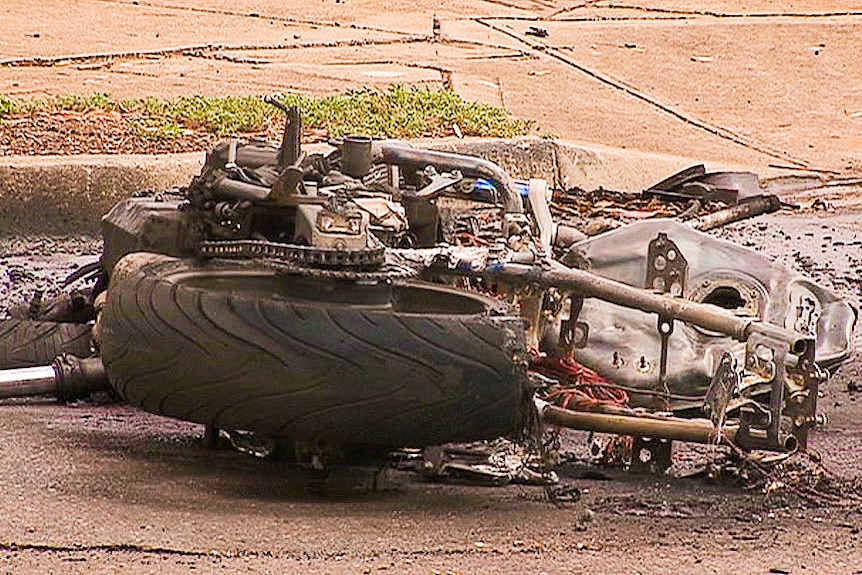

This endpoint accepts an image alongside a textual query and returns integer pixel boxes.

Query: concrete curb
[0,153,204,235]
[0,139,766,235]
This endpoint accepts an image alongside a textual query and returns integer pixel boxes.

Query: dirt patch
[0,112,220,155]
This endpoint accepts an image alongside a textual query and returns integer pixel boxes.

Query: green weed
[0,95,17,117]
[54,92,115,113]
[131,117,185,140]
[0,87,535,140]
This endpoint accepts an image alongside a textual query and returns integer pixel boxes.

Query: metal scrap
[550,165,785,236]
[688,194,783,231]
[406,440,558,487]
[644,164,763,205]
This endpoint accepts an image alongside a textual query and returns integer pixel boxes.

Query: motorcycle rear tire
[99,255,528,449]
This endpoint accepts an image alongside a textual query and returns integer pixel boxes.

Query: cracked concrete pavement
[2,0,862,174]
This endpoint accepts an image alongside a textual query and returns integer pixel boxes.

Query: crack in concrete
[549,2,591,19]
[0,542,211,557]
[551,2,862,21]
[1,45,216,67]
[0,540,523,562]
[474,17,814,169]
[552,14,694,22]
[601,3,862,19]
[92,0,422,37]
[478,0,553,12]
[439,36,534,56]
[0,37,430,68]
[462,51,529,60]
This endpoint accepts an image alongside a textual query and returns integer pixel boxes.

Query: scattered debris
[688,194,782,231]
[809,43,826,56]
[525,26,550,38]
[550,165,806,238]
[811,198,835,212]
[547,484,582,505]
[621,43,646,53]
[644,164,762,205]
[416,440,558,487]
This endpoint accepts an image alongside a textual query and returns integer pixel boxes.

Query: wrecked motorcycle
[0,103,855,474]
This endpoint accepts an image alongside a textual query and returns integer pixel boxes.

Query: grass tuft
[54,92,115,113]
[278,86,533,139]
[130,117,185,140]
[0,95,17,116]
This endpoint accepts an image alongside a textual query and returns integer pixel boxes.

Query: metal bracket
[559,296,589,354]
[738,334,785,450]
[646,233,688,296]
[406,167,463,199]
[784,339,825,451]
[736,333,822,452]
[656,315,674,409]
[704,351,740,430]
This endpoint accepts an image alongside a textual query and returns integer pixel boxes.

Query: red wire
[530,353,630,411]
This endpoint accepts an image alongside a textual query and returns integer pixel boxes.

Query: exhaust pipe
[379,143,525,214]
[536,398,799,452]
[536,398,736,444]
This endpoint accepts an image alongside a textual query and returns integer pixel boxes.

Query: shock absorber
[0,355,108,401]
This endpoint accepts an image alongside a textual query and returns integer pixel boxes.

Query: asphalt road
[0,205,861,574]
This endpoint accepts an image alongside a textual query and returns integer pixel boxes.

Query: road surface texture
[2,1,862,574]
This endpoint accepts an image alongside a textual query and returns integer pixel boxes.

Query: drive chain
[261,260,418,281]
[198,239,385,267]
[198,239,417,281]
